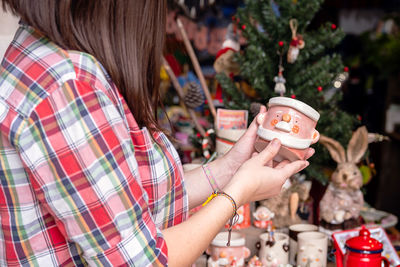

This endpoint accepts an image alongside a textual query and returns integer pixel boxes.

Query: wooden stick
[176,18,217,120]
[162,56,206,137]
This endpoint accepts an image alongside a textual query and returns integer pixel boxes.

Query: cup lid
[345,226,383,253]
[211,232,245,247]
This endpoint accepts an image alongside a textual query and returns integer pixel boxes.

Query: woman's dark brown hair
[2,0,166,133]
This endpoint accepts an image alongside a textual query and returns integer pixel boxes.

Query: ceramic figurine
[206,232,250,267]
[319,127,369,228]
[255,97,320,162]
[253,206,275,229]
[258,178,312,228]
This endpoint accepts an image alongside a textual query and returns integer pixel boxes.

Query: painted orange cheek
[315,258,320,262]
[302,258,307,262]
[313,132,318,139]
[271,119,278,126]
[292,125,300,133]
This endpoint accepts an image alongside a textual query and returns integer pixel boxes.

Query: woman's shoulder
[0,24,111,118]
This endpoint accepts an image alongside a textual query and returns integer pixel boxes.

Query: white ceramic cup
[258,232,289,267]
[206,232,250,267]
[297,231,328,267]
[288,223,319,265]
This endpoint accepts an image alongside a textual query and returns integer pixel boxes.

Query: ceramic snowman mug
[288,223,319,265]
[258,232,289,267]
[206,232,250,267]
[255,97,320,162]
[297,231,328,267]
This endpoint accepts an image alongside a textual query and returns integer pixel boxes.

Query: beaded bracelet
[202,190,239,246]
[202,164,220,192]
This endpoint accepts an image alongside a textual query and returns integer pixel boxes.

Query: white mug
[297,231,328,267]
[206,232,250,267]
[258,232,289,267]
[288,223,318,265]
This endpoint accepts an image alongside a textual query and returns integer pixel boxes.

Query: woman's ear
[311,129,320,144]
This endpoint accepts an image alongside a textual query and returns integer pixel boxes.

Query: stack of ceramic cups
[288,224,328,267]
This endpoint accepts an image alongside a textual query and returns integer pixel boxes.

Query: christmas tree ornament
[213,23,241,103]
[317,86,323,92]
[250,102,262,117]
[162,57,207,137]
[287,19,305,64]
[184,82,205,109]
[255,97,320,162]
[274,47,286,95]
[274,66,286,95]
[331,23,337,30]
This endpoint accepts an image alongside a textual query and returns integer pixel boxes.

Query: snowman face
[298,244,324,267]
[268,106,304,137]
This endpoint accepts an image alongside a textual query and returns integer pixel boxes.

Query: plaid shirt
[0,24,188,266]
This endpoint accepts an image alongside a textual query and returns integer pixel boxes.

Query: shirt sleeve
[16,79,168,266]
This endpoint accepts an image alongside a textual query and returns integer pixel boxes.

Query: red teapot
[335,226,390,267]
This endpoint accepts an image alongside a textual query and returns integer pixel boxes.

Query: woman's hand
[223,139,310,206]
[222,106,267,174]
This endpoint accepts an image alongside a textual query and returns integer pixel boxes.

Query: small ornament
[278,41,284,47]
[287,19,305,64]
[274,46,286,96]
[250,102,262,117]
[291,94,296,99]
[241,24,246,30]
[184,82,205,109]
[274,66,286,95]
[344,66,349,72]
[331,23,337,30]
[317,86,323,92]
[270,0,281,18]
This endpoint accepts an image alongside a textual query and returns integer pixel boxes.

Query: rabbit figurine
[319,127,369,225]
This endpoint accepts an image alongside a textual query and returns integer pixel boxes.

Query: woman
[0,1,313,266]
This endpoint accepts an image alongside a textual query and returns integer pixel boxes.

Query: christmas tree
[216,0,358,183]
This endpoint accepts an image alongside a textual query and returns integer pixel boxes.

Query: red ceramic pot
[338,226,390,267]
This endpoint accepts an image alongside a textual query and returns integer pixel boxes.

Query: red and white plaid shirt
[0,24,188,266]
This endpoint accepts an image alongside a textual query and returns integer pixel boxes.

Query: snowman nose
[282,114,291,122]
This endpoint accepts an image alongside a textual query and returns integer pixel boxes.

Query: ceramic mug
[288,223,319,265]
[255,97,320,162]
[206,232,250,267]
[297,231,328,267]
[258,232,289,267]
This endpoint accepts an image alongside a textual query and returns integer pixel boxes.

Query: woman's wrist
[206,156,238,189]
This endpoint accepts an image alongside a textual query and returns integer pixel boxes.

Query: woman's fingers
[304,148,315,160]
[275,160,290,169]
[256,138,281,164]
[280,160,309,178]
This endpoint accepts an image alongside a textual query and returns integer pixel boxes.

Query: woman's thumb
[256,138,281,164]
